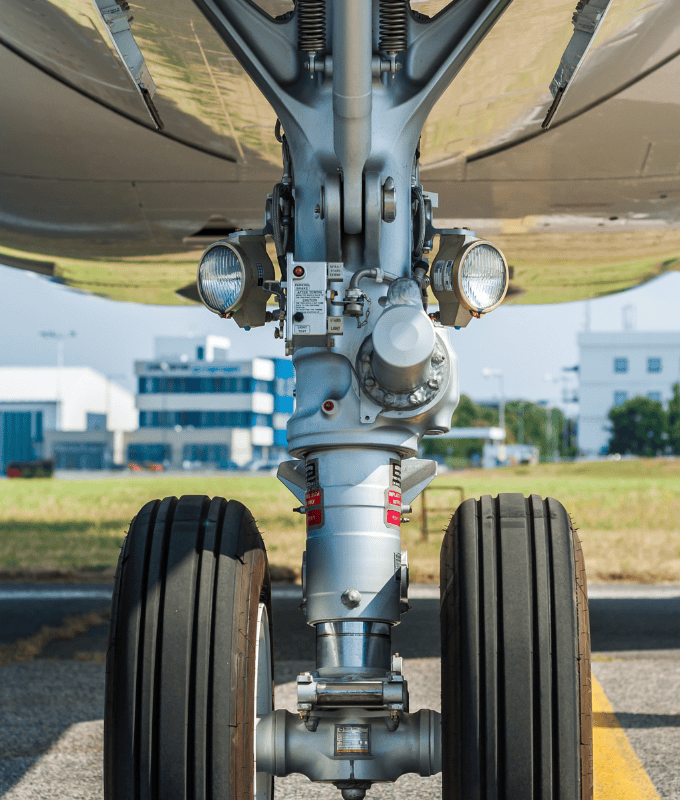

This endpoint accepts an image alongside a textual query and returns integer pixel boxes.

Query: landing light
[197,236,274,328]
[431,233,508,327]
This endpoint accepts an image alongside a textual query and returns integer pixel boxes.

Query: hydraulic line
[297,0,326,54]
[411,185,426,261]
[378,0,408,54]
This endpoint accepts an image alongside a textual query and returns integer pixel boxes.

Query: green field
[1,460,679,583]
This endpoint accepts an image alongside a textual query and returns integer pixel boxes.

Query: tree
[668,383,680,455]
[422,395,571,463]
[422,394,495,461]
[608,396,667,456]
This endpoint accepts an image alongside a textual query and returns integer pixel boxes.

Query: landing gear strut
[106,0,592,798]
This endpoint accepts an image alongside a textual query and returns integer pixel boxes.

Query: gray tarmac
[0,584,678,799]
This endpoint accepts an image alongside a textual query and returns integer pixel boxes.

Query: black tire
[440,493,592,800]
[104,495,274,800]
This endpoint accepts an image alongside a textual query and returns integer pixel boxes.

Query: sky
[2,263,680,415]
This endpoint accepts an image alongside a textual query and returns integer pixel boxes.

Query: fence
[419,484,465,541]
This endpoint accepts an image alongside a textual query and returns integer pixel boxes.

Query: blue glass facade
[129,354,295,465]
[138,376,274,394]
[139,411,273,428]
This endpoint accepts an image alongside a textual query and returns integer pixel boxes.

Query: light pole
[483,367,506,466]
[482,368,505,435]
[544,373,561,462]
[40,330,77,430]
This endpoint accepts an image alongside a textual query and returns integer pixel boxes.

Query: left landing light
[197,236,275,328]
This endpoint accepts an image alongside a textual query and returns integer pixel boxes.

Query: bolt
[408,393,419,405]
[322,399,337,415]
[361,353,371,364]
[341,589,362,608]
[427,378,439,389]
[293,312,304,322]
[364,377,375,388]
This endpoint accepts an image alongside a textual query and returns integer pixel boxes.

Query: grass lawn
[1,460,679,583]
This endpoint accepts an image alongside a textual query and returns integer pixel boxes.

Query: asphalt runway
[0,583,678,799]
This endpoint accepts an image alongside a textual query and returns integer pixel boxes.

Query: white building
[0,367,137,469]
[124,335,294,469]
[578,332,680,455]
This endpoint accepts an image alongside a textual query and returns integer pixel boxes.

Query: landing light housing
[431,232,508,327]
[197,235,274,328]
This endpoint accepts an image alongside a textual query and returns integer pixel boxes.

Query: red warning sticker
[306,489,322,506]
[387,490,401,507]
[385,490,402,527]
[307,509,323,527]
[305,489,323,528]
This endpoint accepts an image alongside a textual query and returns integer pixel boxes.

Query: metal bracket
[359,394,382,425]
[400,458,437,505]
[92,0,163,129]
[542,0,612,129]
[277,459,307,504]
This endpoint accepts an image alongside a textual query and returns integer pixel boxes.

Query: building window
[647,357,662,373]
[648,392,661,402]
[128,444,172,463]
[196,346,204,360]
[613,358,628,373]
[138,410,275,429]
[614,391,627,406]
[87,413,107,430]
[182,444,230,463]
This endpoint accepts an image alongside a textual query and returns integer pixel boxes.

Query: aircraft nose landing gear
[106,0,592,797]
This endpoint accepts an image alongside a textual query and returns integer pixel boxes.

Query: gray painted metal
[256,708,442,782]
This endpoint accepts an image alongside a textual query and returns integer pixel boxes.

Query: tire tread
[441,492,592,800]
[105,494,272,800]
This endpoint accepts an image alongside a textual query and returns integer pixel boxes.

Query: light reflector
[197,243,245,316]
[459,243,507,312]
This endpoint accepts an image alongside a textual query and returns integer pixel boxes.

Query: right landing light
[431,233,509,327]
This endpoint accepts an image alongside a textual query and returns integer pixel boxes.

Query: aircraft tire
[440,493,592,800]
[104,495,274,800]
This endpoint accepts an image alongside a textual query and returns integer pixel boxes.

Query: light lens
[459,244,507,311]
[197,244,244,315]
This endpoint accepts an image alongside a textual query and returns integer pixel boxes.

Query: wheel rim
[254,602,274,800]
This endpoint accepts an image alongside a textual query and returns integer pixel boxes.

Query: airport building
[124,336,294,469]
[578,331,680,455]
[0,367,137,471]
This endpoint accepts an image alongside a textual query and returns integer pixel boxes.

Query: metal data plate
[288,259,328,345]
[335,725,371,756]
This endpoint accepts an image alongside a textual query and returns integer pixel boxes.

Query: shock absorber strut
[378,0,407,54]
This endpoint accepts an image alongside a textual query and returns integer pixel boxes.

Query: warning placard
[385,489,402,528]
[305,488,324,529]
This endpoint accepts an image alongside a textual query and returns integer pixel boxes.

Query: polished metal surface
[316,622,392,674]
[297,676,406,707]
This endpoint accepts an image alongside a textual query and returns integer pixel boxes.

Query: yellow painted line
[593,673,661,800]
